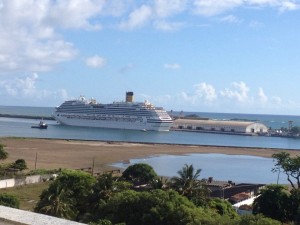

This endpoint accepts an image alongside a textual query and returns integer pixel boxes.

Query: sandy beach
[1,137,299,173]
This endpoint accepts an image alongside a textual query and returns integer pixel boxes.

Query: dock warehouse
[172,119,269,135]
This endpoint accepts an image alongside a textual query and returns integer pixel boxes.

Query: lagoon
[111,153,287,184]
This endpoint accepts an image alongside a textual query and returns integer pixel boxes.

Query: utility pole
[91,157,95,176]
[34,152,38,169]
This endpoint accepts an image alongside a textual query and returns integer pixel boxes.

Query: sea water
[111,154,287,184]
[1,105,300,184]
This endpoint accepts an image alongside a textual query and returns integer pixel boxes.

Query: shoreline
[1,137,299,172]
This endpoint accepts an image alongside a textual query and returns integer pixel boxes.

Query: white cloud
[144,81,297,114]
[271,96,282,104]
[220,15,243,23]
[119,5,152,30]
[220,81,249,102]
[249,20,264,28]
[164,63,181,69]
[0,0,113,74]
[177,82,218,106]
[193,0,300,16]
[193,0,243,16]
[279,0,300,12]
[86,55,106,68]
[0,73,69,101]
[47,0,105,30]
[258,87,268,104]
[154,20,184,31]
[195,82,218,102]
[154,0,188,18]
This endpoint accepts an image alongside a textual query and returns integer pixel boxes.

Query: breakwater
[0,114,54,120]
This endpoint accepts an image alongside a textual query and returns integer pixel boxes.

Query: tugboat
[31,119,48,129]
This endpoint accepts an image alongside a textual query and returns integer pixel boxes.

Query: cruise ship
[53,92,173,131]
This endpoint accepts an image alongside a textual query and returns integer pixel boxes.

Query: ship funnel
[126,92,134,103]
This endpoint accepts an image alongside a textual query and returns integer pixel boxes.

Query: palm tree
[171,164,202,199]
[35,181,77,220]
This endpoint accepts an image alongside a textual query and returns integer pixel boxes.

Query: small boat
[31,120,48,129]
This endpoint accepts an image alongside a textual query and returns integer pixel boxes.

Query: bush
[11,159,27,171]
[0,193,20,208]
[121,163,158,185]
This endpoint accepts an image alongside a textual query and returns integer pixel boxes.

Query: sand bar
[1,137,299,172]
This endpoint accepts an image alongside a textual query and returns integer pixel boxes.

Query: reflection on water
[111,153,288,184]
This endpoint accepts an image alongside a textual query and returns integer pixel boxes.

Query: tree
[35,169,96,221]
[85,173,132,222]
[253,184,290,222]
[207,198,238,219]
[170,164,203,199]
[35,181,77,220]
[291,126,300,135]
[0,144,8,161]
[289,188,300,223]
[97,189,228,225]
[272,152,300,189]
[121,163,158,185]
[238,214,281,225]
[10,159,27,171]
[0,193,20,208]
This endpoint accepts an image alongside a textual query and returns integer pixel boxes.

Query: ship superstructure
[53,92,173,131]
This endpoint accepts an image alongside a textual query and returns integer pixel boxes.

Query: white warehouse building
[173,119,269,135]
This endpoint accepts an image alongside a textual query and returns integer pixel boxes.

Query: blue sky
[0,0,300,115]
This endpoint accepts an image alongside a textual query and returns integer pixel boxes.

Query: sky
[0,0,300,115]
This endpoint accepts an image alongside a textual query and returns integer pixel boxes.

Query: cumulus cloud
[85,55,106,68]
[220,15,243,23]
[0,0,299,75]
[47,0,105,30]
[0,0,113,74]
[193,0,300,16]
[164,63,181,70]
[154,0,188,18]
[220,81,249,102]
[193,0,242,16]
[172,81,296,113]
[119,5,152,30]
[154,20,184,31]
[271,96,282,104]
[195,82,218,102]
[258,87,268,104]
[0,73,69,101]
[178,82,218,106]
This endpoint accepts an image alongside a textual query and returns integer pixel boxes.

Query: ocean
[0,105,299,184]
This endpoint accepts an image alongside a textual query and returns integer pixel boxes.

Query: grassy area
[0,181,50,211]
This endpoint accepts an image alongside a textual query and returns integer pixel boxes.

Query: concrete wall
[0,205,86,225]
[0,174,55,189]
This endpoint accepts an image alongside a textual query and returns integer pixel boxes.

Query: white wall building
[173,119,268,134]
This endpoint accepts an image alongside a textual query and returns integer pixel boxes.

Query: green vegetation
[272,152,300,189]
[0,182,50,211]
[0,144,8,161]
[35,169,96,221]
[291,126,300,135]
[250,152,300,223]
[10,159,28,171]
[253,184,290,222]
[0,193,20,208]
[121,163,158,185]
[32,163,281,224]
[0,142,295,225]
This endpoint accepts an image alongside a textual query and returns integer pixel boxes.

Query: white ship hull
[53,114,172,131]
[53,92,173,131]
